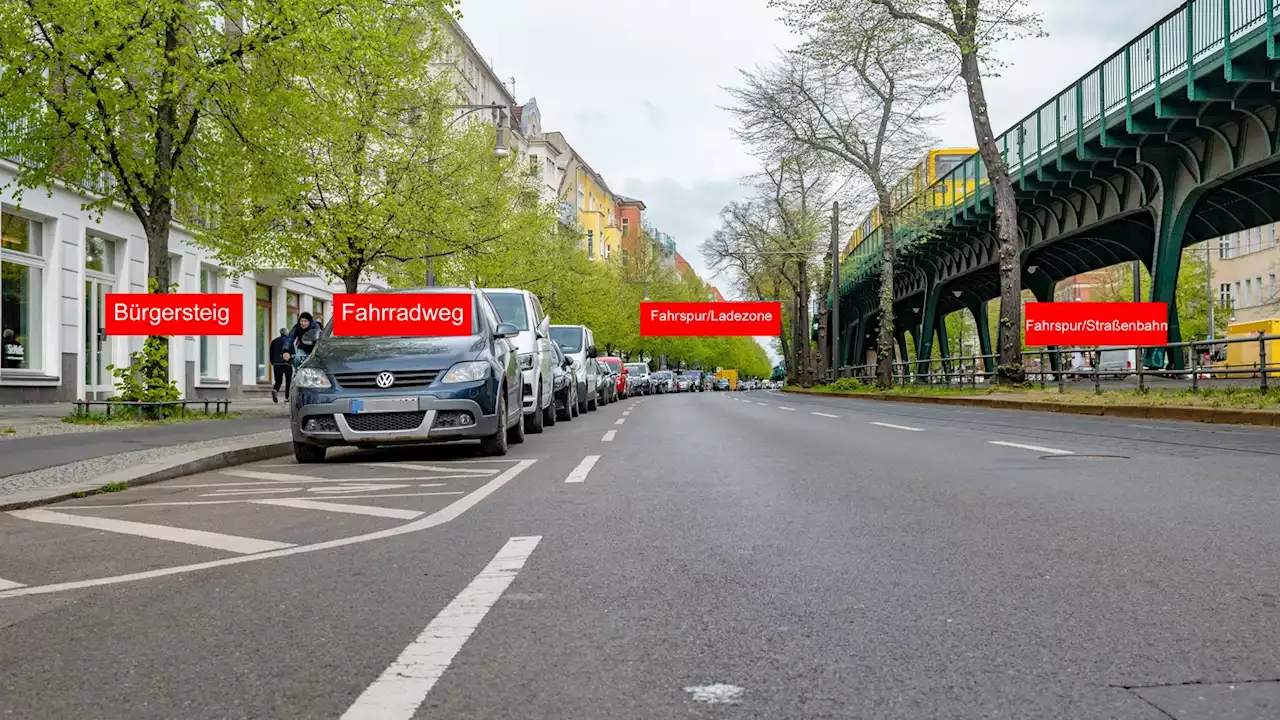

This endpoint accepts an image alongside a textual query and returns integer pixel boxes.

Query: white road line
[988,440,1074,455]
[0,460,535,599]
[777,406,796,412]
[172,476,475,489]
[341,536,541,720]
[602,430,617,442]
[757,402,768,406]
[249,499,423,520]
[615,418,625,425]
[623,411,631,416]
[811,412,840,418]
[354,463,497,475]
[564,455,600,484]
[870,422,924,432]
[0,577,25,591]
[222,469,324,482]
[7,509,294,555]
[201,487,305,496]
[68,492,465,509]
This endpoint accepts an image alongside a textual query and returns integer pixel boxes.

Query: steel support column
[915,284,944,378]
[1029,278,1062,374]
[1147,154,1201,371]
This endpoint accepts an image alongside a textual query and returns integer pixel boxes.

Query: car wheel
[524,382,545,434]
[544,393,557,426]
[578,390,588,414]
[293,441,326,464]
[587,392,598,411]
[480,391,509,456]
[507,391,526,445]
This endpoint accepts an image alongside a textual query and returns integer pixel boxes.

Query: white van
[482,289,556,433]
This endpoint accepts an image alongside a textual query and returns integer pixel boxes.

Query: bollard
[1094,349,1102,395]
[1056,349,1065,394]
[1137,346,1145,394]
[1262,334,1269,394]
[1191,344,1199,394]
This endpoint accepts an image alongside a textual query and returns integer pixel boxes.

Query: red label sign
[104,294,243,336]
[639,301,782,337]
[1024,302,1169,346]
[331,293,471,337]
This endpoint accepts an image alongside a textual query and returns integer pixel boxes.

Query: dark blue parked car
[289,287,525,463]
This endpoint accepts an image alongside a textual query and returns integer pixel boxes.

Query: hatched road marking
[0,577,24,591]
[7,509,293,554]
[249,498,423,520]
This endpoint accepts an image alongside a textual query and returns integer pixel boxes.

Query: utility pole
[1206,242,1215,341]
[830,201,840,380]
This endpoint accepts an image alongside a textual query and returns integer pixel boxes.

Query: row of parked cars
[287,286,695,463]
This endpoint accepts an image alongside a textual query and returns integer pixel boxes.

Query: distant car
[651,370,675,393]
[549,341,577,422]
[681,370,703,391]
[289,287,525,463]
[597,361,618,405]
[713,378,730,391]
[624,362,651,395]
[600,356,626,400]
[550,324,602,413]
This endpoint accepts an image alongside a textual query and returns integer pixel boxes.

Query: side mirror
[587,346,598,358]
[563,357,573,368]
[495,322,520,339]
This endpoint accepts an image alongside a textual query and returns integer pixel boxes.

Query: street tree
[772,0,1045,383]
[0,0,454,382]
[197,7,543,294]
[725,12,944,388]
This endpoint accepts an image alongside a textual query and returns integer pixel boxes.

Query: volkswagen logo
[375,372,395,388]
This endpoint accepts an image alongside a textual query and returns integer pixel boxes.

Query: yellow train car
[843,147,980,261]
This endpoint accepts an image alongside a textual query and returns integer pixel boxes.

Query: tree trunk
[343,271,361,294]
[875,194,895,389]
[798,259,811,386]
[959,51,1024,384]
[817,255,831,379]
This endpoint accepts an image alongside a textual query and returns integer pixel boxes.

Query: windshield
[624,363,648,374]
[319,294,479,338]
[601,358,621,369]
[682,371,700,378]
[485,292,529,331]
[549,326,583,353]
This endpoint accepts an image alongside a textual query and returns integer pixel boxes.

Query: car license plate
[349,397,418,414]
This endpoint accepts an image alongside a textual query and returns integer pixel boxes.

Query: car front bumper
[291,383,500,447]
[521,366,538,414]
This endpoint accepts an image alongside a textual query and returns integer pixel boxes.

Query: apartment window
[199,266,220,379]
[1257,277,1264,303]
[577,182,585,211]
[621,218,630,236]
[312,298,326,325]
[1235,281,1242,306]
[1219,234,1234,259]
[286,291,300,327]
[1,211,45,371]
[587,230,595,259]
[1269,224,1278,248]
[1245,278,1252,305]
[1270,274,1277,302]
[1219,283,1233,309]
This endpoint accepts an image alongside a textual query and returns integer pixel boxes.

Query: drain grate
[1039,454,1129,460]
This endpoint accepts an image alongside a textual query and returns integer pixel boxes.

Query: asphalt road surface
[1,390,1278,719]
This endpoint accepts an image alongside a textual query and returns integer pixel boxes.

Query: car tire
[507,392,526,445]
[293,441,326,464]
[543,393,557,426]
[480,392,509,456]
[587,392,598,412]
[525,382,545,434]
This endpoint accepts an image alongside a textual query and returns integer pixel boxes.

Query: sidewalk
[0,397,286,438]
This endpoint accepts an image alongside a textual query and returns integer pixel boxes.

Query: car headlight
[294,368,331,389]
[518,353,535,371]
[442,360,489,383]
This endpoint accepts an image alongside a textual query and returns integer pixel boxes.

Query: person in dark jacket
[269,328,292,403]
[286,312,320,368]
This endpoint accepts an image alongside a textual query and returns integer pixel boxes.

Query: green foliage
[1090,248,1229,341]
[107,336,181,415]
[822,377,864,392]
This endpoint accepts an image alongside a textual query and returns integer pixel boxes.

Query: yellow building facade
[574,166,621,263]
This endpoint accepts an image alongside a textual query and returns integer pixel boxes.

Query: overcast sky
[455,0,1166,363]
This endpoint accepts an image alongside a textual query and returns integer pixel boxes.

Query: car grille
[433,411,475,428]
[303,415,339,432]
[333,370,439,390]
[343,411,427,433]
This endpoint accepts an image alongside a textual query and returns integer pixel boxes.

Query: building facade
[0,166,350,404]
[1211,223,1280,323]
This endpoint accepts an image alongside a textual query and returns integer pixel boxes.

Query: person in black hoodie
[269,328,292,403]
[286,312,320,368]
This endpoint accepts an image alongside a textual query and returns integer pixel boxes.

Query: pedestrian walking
[286,312,320,368]
[270,328,293,403]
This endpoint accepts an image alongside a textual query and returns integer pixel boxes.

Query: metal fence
[835,333,1280,394]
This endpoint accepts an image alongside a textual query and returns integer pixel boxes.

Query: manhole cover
[1039,454,1129,460]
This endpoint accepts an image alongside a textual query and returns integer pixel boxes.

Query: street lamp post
[426,103,513,287]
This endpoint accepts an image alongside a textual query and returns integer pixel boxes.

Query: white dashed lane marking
[870,422,924,432]
[602,430,617,442]
[811,412,839,418]
[615,418,625,425]
[341,536,542,720]
[988,440,1073,455]
[777,407,796,412]
[564,455,600,484]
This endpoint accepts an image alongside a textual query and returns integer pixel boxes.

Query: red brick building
[616,196,646,259]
